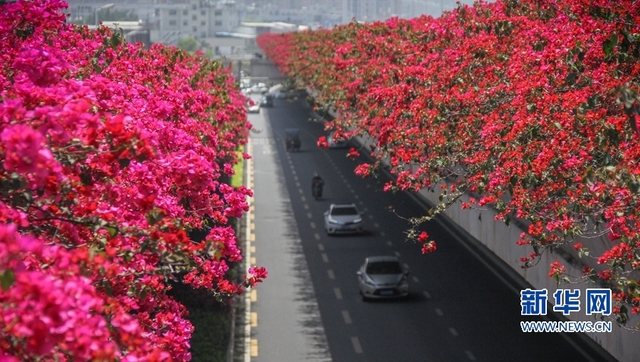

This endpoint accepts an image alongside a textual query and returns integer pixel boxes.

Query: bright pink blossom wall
[0,1,264,360]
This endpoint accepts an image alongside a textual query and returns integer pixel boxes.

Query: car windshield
[366,261,402,275]
[331,207,358,216]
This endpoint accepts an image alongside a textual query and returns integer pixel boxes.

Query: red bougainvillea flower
[317,136,329,148]
[421,241,437,254]
[417,231,428,242]
[347,147,360,159]
[549,261,566,279]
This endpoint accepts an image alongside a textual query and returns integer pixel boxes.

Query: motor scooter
[311,180,324,200]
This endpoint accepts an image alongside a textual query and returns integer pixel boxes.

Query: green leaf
[146,208,164,226]
[110,33,122,49]
[0,270,15,291]
[603,34,618,58]
[618,305,629,325]
[106,226,118,238]
[565,71,577,87]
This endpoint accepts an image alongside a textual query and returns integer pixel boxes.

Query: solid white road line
[244,139,253,362]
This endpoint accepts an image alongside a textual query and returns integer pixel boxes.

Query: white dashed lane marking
[342,310,352,324]
[466,351,477,361]
[351,337,363,354]
[327,269,335,280]
[334,287,343,300]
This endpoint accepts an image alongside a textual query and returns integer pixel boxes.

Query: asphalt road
[247,93,617,362]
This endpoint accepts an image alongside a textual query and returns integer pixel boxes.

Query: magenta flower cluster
[0,1,264,360]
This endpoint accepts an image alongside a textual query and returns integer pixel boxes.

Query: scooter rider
[311,172,324,199]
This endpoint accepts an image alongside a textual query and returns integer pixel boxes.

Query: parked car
[247,100,260,113]
[250,83,269,94]
[357,256,409,301]
[323,203,363,235]
[275,88,297,99]
[260,94,274,107]
[327,131,348,148]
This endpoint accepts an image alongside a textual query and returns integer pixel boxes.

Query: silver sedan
[357,256,409,301]
[323,203,363,235]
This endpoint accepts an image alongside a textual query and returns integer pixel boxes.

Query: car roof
[365,256,400,263]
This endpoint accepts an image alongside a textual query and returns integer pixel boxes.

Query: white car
[323,203,363,235]
[357,256,409,301]
[250,83,268,94]
[247,102,260,113]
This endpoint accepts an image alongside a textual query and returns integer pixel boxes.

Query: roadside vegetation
[0,0,264,360]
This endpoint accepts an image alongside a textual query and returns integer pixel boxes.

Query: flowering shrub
[0,0,264,360]
[258,0,640,324]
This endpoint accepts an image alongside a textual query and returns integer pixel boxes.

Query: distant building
[62,0,479,55]
[149,0,241,44]
[65,0,242,46]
